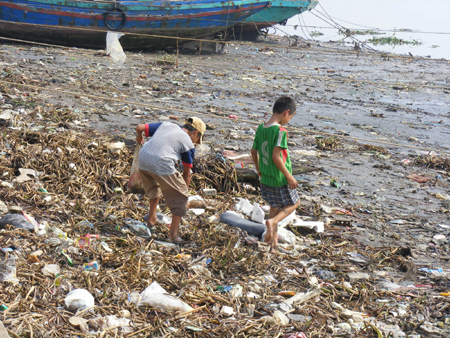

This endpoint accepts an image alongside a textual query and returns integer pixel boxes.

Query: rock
[0,214,35,231]
[348,272,370,283]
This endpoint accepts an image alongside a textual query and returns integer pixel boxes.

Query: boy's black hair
[183,124,203,139]
[273,96,296,115]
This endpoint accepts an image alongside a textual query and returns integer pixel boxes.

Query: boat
[228,0,318,41]
[0,0,271,50]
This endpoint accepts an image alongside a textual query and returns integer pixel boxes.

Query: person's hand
[257,169,261,177]
[287,175,298,190]
[136,133,143,144]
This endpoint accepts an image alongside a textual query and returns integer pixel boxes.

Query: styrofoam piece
[251,202,265,224]
[278,211,296,228]
[235,198,253,215]
[291,218,324,233]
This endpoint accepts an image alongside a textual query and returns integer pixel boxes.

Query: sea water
[276,0,450,60]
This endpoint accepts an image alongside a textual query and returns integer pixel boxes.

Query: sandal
[169,236,184,244]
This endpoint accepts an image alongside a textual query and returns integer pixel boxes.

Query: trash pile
[0,118,450,337]
[1,39,450,337]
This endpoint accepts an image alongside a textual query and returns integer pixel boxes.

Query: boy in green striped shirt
[251,96,300,253]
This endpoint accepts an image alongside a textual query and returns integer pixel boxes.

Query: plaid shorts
[261,184,299,208]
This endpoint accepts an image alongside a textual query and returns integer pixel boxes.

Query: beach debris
[64,289,95,312]
[0,257,18,283]
[106,32,127,66]
[0,214,35,231]
[137,281,193,313]
[0,35,449,337]
[41,264,61,277]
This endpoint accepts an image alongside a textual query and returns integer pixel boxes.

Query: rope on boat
[0,79,449,156]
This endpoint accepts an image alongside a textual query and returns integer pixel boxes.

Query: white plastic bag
[42,264,61,277]
[0,257,18,283]
[106,32,126,66]
[65,289,95,312]
[127,144,145,194]
[138,281,192,313]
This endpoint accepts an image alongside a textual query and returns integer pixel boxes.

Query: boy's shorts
[261,184,299,208]
[139,169,189,217]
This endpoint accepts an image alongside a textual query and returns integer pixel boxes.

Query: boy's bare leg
[168,215,182,240]
[147,198,159,226]
[266,200,300,252]
[265,207,280,243]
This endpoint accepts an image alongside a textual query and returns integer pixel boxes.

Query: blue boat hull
[0,0,270,49]
[229,0,318,40]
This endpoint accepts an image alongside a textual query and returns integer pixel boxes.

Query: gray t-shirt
[138,122,195,175]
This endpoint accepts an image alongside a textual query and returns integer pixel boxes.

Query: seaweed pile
[0,125,450,337]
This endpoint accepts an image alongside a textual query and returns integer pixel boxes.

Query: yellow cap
[185,117,206,144]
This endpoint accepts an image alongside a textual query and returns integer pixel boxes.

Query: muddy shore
[0,35,450,336]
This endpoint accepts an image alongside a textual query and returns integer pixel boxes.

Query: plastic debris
[124,218,151,237]
[251,202,265,224]
[0,214,35,231]
[0,257,18,283]
[64,289,95,312]
[106,32,126,66]
[137,282,192,313]
[42,264,61,277]
[235,198,253,215]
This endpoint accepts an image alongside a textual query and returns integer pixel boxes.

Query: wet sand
[2,36,450,249]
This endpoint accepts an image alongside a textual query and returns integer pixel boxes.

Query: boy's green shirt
[252,122,292,187]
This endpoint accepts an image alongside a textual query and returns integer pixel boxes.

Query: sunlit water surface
[275,0,450,60]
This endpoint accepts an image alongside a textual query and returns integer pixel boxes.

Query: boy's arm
[272,147,298,189]
[136,123,163,144]
[251,148,261,176]
[181,148,195,188]
[182,165,191,187]
[136,124,146,144]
